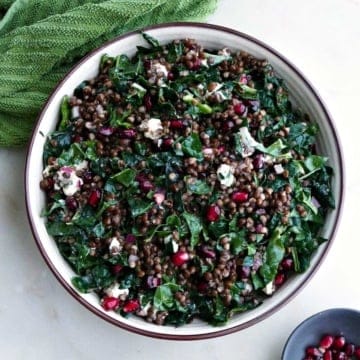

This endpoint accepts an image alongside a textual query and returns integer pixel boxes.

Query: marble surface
[1,0,359,358]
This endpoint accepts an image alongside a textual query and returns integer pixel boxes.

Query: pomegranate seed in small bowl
[282,309,360,360]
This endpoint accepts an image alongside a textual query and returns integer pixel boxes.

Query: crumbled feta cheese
[139,118,163,140]
[109,237,121,255]
[236,127,263,157]
[42,164,57,177]
[104,283,129,300]
[263,281,275,295]
[274,163,284,174]
[54,166,83,196]
[205,82,226,102]
[137,301,151,317]
[218,47,231,57]
[74,160,88,171]
[72,106,80,119]
[152,62,168,78]
[217,164,235,187]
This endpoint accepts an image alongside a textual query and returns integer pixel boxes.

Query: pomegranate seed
[65,196,78,211]
[140,180,154,192]
[323,350,333,360]
[334,352,346,360]
[144,94,152,111]
[154,191,165,205]
[172,250,190,266]
[320,335,335,349]
[88,189,101,207]
[281,258,294,271]
[146,276,161,288]
[306,347,322,357]
[73,135,83,143]
[123,299,140,313]
[144,59,151,70]
[125,234,136,243]
[234,102,246,115]
[169,119,184,130]
[167,72,174,80]
[333,336,346,350]
[206,205,221,222]
[102,296,120,311]
[199,245,216,259]
[239,74,248,84]
[345,343,355,356]
[82,170,93,183]
[354,347,360,359]
[274,273,286,286]
[222,120,235,132]
[191,58,202,70]
[245,99,260,112]
[231,191,248,203]
[119,129,136,139]
[217,145,225,155]
[111,264,123,275]
[161,138,174,150]
[253,154,265,170]
[197,282,208,293]
[239,266,251,279]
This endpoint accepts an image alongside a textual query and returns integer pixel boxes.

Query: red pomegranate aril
[123,299,140,313]
[320,335,335,349]
[234,102,246,115]
[191,58,202,70]
[111,264,123,275]
[102,296,120,311]
[119,129,136,139]
[253,154,265,170]
[73,135,83,143]
[206,205,221,222]
[161,138,174,150]
[333,336,346,350]
[144,94,152,111]
[167,72,174,80]
[197,282,208,293]
[172,250,190,266]
[281,257,294,271]
[222,120,235,132]
[306,347,322,357]
[274,272,285,286]
[323,350,333,360]
[169,119,184,130]
[345,343,355,356]
[140,180,154,192]
[82,170,93,183]
[125,234,136,243]
[88,189,101,207]
[354,347,360,359]
[240,266,251,279]
[334,352,347,360]
[65,196,78,211]
[217,145,225,154]
[231,191,248,203]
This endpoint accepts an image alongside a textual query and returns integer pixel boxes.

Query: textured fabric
[0,0,218,147]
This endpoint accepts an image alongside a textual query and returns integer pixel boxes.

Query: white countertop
[1,0,359,358]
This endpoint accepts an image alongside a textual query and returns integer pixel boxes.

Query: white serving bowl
[25,23,344,340]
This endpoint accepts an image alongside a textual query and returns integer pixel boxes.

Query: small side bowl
[282,308,360,359]
[25,22,344,340]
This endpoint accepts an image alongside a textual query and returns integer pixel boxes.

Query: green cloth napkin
[0,0,218,147]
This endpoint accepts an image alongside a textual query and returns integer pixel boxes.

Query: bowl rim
[24,21,345,340]
[282,308,360,359]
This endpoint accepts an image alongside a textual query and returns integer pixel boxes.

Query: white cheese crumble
[139,118,163,140]
[109,237,121,256]
[205,82,226,102]
[42,164,57,177]
[152,62,168,78]
[263,281,275,295]
[74,160,88,171]
[54,166,83,196]
[104,283,129,300]
[237,127,262,158]
[137,301,151,317]
[217,164,235,187]
[273,163,284,174]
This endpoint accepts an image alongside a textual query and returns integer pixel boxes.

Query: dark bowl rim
[24,21,345,341]
[282,308,360,359]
